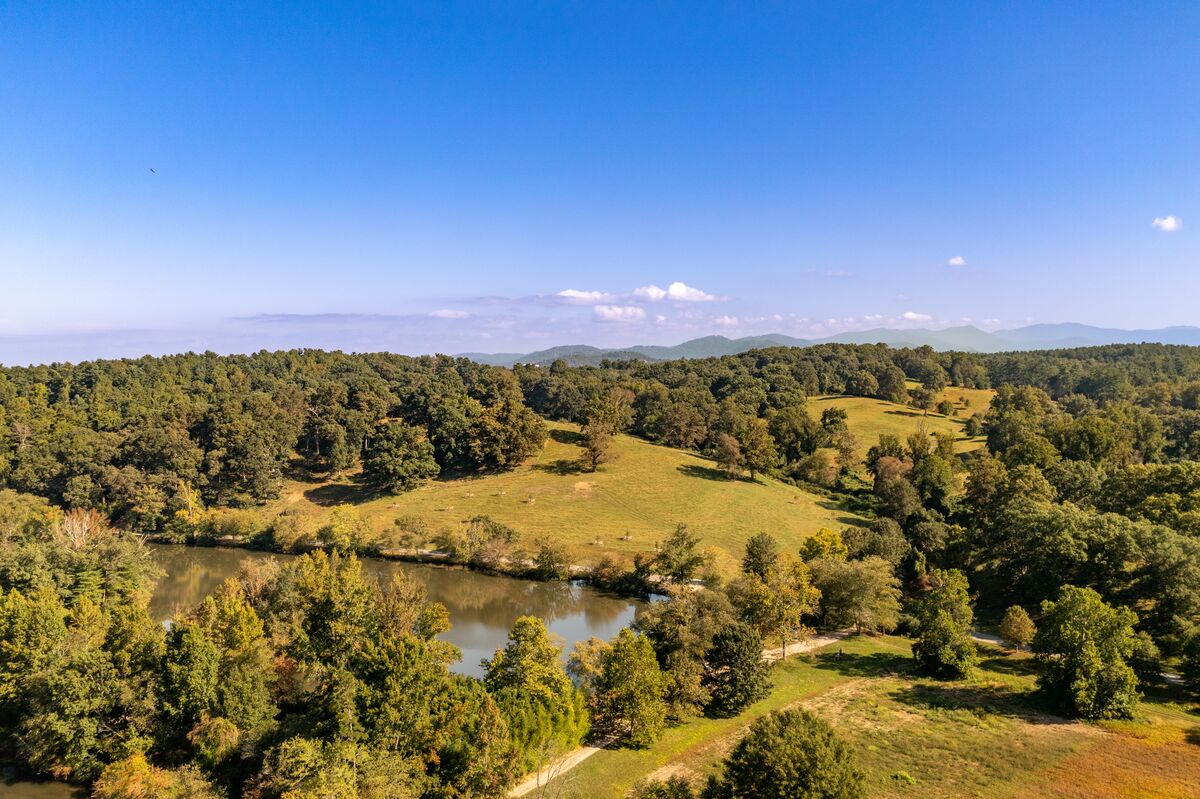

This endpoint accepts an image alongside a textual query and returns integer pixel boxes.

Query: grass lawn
[539,637,1200,799]
[810,392,989,461]
[259,421,864,571]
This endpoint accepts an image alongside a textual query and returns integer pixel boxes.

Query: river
[0,544,643,798]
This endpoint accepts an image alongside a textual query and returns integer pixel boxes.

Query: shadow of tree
[811,649,910,678]
[977,654,1039,678]
[889,682,1061,724]
[549,428,585,445]
[304,480,379,507]
[884,409,924,418]
[677,464,740,482]
[533,458,585,476]
[1186,727,1200,747]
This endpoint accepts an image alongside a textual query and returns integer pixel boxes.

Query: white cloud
[947,255,967,266]
[901,311,932,321]
[667,281,716,301]
[633,284,668,301]
[593,305,646,323]
[633,281,716,302]
[428,309,469,319]
[557,288,615,304]
[654,314,668,324]
[715,315,739,327]
[1152,216,1181,232]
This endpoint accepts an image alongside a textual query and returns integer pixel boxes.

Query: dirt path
[508,630,851,797]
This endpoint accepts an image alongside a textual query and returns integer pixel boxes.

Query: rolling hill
[460,323,1200,366]
[264,421,863,573]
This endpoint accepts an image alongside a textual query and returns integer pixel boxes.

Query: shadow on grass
[978,653,1039,678]
[549,428,585,445]
[814,498,865,526]
[533,458,585,476]
[1186,727,1200,747]
[812,649,910,679]
[890,682,1061,724]
[677,464,741,482]
[304,480,381,507]
[884,409,925,418]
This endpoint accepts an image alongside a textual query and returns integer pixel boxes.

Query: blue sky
[0,2,1196,360]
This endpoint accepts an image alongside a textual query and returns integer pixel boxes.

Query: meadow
[264,421,862,572]
[809,384,991,461]
[228,388,992,572]
[543,636,1200,799]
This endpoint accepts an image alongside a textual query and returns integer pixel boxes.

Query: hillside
[811,385,991,461]
[267,421,863,572]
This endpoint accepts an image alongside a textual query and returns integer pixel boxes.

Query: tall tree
[909,569,977,678]
[362,422,440,492]
[594,629,667,747]
[702,621,771,716]
[1032,585,1139,719]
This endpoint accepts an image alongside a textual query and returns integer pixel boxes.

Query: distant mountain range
[460,323,1200,367]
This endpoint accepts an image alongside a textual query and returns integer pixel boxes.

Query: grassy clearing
[262,421,863,570]
[810,391,990,460]
[541,637,1200,799]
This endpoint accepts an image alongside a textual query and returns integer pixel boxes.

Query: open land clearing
[540,635,1200,799]
[237,387,991,571]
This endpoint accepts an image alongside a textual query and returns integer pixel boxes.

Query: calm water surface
[148,544,642,677]
[0,545,642,798]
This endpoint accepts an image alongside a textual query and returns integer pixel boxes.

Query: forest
[3,341,1200,797]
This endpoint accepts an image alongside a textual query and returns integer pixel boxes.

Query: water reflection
[148,544,640,677]
[0,774,85,799]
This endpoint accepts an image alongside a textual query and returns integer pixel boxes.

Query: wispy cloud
[556,288,616,304]
[428,309,469,319]
[715,315,739,327]
[1152,215,1181,232]
[947,255,966,266]
[593,305,646,322]
[901,311,932,321]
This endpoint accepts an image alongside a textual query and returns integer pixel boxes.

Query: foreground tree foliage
[909,569,978,678]
[592,628,668,747]
[1032,585,1140,719]
[701,621,771,716]
[701,708,865,799]
[807,556,901,634]
[0,497,542,797]
[482,616,589,772]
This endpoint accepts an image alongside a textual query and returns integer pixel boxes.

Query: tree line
[0,351,545,533]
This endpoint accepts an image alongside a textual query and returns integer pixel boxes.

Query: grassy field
[810,386,990,461]
[263,422,863,571]
[542,636,1200,799]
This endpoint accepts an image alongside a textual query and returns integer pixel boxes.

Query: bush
[702,708,865,799]
[531,538,571,581]
[630,776,696,799]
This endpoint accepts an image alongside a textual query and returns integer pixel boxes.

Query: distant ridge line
[458,323,1200,366]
